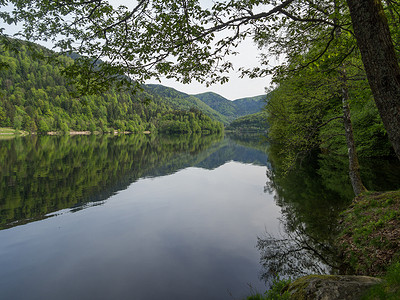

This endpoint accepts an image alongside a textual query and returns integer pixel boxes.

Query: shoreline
[0,128,152,137]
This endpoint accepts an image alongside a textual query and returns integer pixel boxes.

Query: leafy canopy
[0,0,363,93]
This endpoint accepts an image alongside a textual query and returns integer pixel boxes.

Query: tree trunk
[341,69,367,196]
[334,1,366,195]
[346,0,400,161]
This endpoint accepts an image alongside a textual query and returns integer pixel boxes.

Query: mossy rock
[286,274,382,300]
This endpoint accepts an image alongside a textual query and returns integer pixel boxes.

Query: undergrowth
[245,277,291,300]
[362,261,400,299]
[337,190,400,276]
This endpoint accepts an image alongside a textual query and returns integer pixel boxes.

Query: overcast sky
[148,72,269,101]
[146,41,271,100]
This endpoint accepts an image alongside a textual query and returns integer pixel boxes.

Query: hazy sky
[146,41,271,100]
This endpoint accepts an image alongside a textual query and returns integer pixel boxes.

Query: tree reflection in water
[259,146,400,284]
[0,133,224,229]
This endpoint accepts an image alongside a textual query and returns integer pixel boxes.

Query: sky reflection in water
[0,138,280,300]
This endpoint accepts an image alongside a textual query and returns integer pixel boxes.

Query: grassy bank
[337,190,400,298]
[337,190,400,276]
[0,127,20,134]
[245,277,291,300]
[245,190,400,299]
[0,127,28,139]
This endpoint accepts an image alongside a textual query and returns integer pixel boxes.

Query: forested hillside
[194,92,266,122]
[0,41,223,134]
[144,84,229,124]
[193,92,238,120]
[226,111,268,132]
[232,95,267,116]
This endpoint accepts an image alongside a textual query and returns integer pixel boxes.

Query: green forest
[226,111,268,132]
[2,0,400,297]
[194,92,266,123]
[0,41,223,134]
[265,40,395,170]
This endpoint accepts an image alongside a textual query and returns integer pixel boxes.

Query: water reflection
[3,133,398,298]
[0,133,275,230]
[0,133,225,229]
[0,133,278,300]
[260,144,400,284]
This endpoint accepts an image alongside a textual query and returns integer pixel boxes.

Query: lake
[1,133,399,300]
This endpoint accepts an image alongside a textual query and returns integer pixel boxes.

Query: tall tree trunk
[334,1,366,195]
[340,69,367,196]
[346,0,400,161]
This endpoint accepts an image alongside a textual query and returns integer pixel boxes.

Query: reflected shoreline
[0,132,270,230]
[259,143,400,284]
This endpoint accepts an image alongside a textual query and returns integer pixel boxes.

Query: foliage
[0,0,359,88]
[0,41,224,133]
[158,108,223,134]
[337,191,400,276]
[362,261,400,299]
[245,277,291,300]
[226,111,268,132]
[263,277,291,300]
[266,66,339,170]
[265,42,393,172]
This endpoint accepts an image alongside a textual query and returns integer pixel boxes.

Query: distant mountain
[194,92,267,122]
[145,85,229,124]
[191,92,237,120]
[144,86,268,125]
[232,95,268,116]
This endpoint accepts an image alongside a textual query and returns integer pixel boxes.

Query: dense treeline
[0,41,223,134]
[260,1,400,176]
[265,42,394,169]
[226,111,268,132]
[159,108,223,134]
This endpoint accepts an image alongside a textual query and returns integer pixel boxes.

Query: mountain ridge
[194,91,267,122]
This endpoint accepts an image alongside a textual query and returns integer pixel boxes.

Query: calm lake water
[1,133,399,300]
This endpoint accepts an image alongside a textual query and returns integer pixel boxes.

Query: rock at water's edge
[286,274,382,300]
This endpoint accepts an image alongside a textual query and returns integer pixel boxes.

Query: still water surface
[1,133,399,300]
[0,134,280,300]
